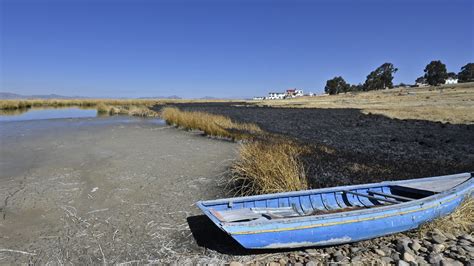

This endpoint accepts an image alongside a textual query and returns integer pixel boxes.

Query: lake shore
[0,117,239,263]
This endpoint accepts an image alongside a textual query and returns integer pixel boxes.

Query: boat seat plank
[343,190,399,204]
[368,190,415,202]
[397,174,470,192]
[211,208,262,222]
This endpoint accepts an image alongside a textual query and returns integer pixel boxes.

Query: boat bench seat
[211,207,301,222]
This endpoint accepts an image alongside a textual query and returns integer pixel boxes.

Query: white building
[267,92,286,100]
[445,77,458,84]
[286,89,304,98]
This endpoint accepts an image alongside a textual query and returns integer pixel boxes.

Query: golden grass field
[253,82,474,124]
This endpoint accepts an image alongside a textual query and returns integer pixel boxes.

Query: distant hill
[138,95,182,99]
[0,92,183,100]
[0,92,88,99]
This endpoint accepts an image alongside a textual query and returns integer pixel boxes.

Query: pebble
[432,234,447,244]
[350,247,360,253]
[334,254,345,262]
[397,260,410,266]
[429,253,444,264]
[432,244,445,253]
[403,252,416,263]
[461,234,474,242]
[381,256,393,264]
[410,241,421,252]
[374,249,386,256]
[444,232,456,240]
[441,258,464,266]
[229,262,243,266]
[305,261,317,266]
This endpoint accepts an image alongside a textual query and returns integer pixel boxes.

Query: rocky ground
[227,229,474,265]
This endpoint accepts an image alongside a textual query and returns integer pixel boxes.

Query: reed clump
[160,107,261,139]
[97,103,158,117]
[418,198,474,235]
[230,139,310,195]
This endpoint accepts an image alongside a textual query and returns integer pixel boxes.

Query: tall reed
[230,140,309,195]
[160,107,261,139]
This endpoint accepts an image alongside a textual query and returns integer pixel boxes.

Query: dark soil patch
[153,102,474,188]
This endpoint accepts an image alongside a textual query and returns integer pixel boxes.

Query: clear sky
[1,0,473,98]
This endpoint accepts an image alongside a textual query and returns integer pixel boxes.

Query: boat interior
[204,185,438,223]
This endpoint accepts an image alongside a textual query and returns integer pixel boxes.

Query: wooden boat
[197,172,473,249]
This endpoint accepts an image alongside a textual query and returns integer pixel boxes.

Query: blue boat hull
[197,173,473,249]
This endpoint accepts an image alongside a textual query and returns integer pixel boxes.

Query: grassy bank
[160,106,310,195]
[161,107,262,140]
[255,83,474,124]
[0,99,162,110]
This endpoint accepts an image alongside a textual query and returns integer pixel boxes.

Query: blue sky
[1,0,473,98]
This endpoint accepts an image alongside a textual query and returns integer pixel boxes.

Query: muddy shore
[0,117,240,264]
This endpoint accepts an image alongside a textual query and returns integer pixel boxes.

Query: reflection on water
[0,107,98,122]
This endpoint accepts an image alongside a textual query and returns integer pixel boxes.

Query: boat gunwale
[197,173,473,228]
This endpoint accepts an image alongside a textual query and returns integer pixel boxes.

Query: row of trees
[324,61,474,95]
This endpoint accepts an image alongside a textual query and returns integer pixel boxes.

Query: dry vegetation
[96,103,158,117]
[418,198,474,236]
[255,83,474,124]
[230,139,309,196]
[160,106,262,140]
[160,106,311,195]
[0,99,161,110]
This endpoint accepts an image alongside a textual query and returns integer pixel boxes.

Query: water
[0,107,98,122]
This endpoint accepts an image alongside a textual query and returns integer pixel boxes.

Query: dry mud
[0,117,239,264]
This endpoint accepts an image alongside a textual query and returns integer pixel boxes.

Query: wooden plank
[211,208,262,222]
[343,190,399,204]
[397,174,470,192]
[368,190,415,202]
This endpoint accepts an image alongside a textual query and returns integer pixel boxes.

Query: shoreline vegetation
[160,106,310,196]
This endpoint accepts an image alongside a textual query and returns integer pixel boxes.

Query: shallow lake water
[0,107,236,264]
[0,107,99,122]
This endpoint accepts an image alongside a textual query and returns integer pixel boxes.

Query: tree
[423,60,448,86]
[324,76,350,95]
[415,76,426,84]
[363,63,398,91]
[349,83,364,92]
[458,63,474,83]
[447,72,457,79]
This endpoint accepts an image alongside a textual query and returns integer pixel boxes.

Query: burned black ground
[153,102,474,188]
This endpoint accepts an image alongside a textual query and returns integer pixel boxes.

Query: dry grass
[255,82,474,124]
[160,107,309,195]
[0,99,160,110]
[97,103,158,117]
[0,98,240,110]
[418,198,474,235]
[160,107,261,140]
[230,140,310,195]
